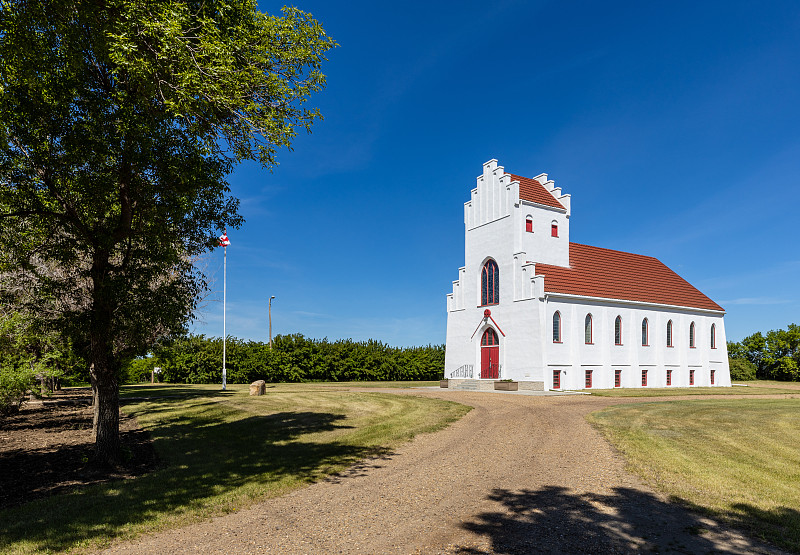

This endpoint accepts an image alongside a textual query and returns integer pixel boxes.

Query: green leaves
[0,0,334,357]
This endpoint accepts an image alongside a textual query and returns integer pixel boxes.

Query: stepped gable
[536,243,724,312]
[508,173,565,210]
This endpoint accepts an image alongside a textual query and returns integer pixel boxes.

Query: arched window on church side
[553,311,562,343]
[689,322,696,348]
[526,217,533,233]
[551,221,559,237]
[642,318,649,346]
[585,314,593,344]
[711,323,716,349]
[614,316,623,345]
[481,259,499,306]
[667,320,673,347]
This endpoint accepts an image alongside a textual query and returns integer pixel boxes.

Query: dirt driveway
[103,390,787,554]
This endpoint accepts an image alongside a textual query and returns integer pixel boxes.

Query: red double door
[480,328,499,379]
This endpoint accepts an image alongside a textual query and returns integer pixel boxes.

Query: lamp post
[269,295,276,349]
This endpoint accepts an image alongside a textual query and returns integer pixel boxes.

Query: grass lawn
[0,383,470,554]
[585,380,800,397]
[589,398,800,551]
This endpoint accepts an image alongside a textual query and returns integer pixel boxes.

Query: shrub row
[727,323,800,381]
[125,333,445,384]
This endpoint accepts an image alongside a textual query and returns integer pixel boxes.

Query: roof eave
[543,291,726,315]
[518,198,567,213]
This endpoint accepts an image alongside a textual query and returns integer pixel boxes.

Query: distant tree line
[727,323,800,381]
[124,334,445,384]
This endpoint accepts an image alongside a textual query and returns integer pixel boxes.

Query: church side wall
[544,296,730,389]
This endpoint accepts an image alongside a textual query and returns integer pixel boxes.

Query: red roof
[536,243,724,312]
[509,174,565,210]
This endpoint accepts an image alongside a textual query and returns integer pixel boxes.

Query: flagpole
[222,232,227,391]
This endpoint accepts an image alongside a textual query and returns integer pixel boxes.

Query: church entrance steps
[446,379,544,391]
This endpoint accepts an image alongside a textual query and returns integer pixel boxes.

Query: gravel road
[102,390,788,554]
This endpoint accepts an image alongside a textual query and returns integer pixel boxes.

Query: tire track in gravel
[102,390,789,554]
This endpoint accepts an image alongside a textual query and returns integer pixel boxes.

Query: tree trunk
[89,350,121,466]
[89,251,122,467]
[90,363,99,437]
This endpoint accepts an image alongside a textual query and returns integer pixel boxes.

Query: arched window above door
[481,328,499,346]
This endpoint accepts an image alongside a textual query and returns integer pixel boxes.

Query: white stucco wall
[543,296,730,390]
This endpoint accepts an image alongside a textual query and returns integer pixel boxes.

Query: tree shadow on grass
[0,427,156,509]
[675,496,800,553]
[120,384,237,400]
[0,410,386,553]
[454,486,788,554]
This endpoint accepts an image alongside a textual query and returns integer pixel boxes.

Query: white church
[444,159,731,391]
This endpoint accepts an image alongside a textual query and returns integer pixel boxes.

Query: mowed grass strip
[116,381,440,400]
[0,384,470,554]
[589,399,800,551]
[586,380,800,397]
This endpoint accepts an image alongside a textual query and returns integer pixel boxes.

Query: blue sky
[191,0,800,346]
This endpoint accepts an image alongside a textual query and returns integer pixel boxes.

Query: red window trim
[585,369,592,389]
[614,369,621,388]
[710,369,716,385]
[480,259,499,307]
[641,369,648,387]
[584,314,593,345]
[552,311,562,343]
[551,223,558,237]
[481,328,500,346]
[666,369,672,386]
[526,218,533,233]
[553,370,561,389]
[689,369,695,386]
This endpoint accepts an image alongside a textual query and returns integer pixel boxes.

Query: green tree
[0,1,334,464]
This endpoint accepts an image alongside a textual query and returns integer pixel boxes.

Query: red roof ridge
[508,173,565,210]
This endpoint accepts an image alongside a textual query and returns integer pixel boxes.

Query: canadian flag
[218,232,230,247]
